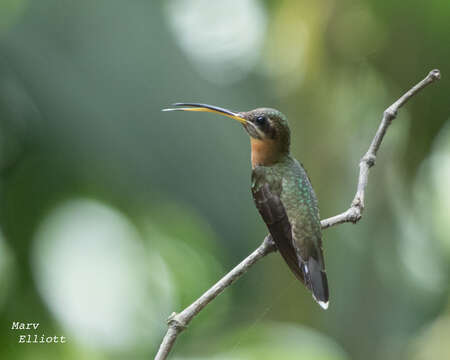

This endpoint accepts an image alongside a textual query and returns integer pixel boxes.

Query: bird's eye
[255,116,267,126]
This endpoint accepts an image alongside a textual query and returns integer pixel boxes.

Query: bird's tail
[301,258,329,310]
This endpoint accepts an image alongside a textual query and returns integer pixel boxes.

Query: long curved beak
[162,103,247,124]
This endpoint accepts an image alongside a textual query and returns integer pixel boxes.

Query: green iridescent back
[252,156,323,259]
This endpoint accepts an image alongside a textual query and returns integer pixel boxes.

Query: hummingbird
[162,103,329,309]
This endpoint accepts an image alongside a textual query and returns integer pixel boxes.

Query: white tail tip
[317,300,329,310]
[312,294,329,310]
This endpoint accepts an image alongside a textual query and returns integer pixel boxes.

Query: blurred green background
[0,0,449,359]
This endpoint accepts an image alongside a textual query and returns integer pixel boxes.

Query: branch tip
[429,69,441,80]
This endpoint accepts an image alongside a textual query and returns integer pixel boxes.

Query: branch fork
[155,69,440,360]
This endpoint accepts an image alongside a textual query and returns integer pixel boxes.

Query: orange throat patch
[250,138,281,168]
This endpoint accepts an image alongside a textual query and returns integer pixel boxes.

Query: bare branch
[155,236,276,360]
[154,70,440,359]
[320,69,440,229]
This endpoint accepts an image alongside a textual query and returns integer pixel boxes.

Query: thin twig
[320,69,440,229]
[154,69,440,359]
[155,236,276,360]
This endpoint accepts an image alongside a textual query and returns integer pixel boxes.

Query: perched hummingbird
[163,103,329,309]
